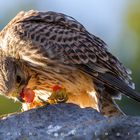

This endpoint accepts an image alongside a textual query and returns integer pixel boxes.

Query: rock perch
[0,103,140,140]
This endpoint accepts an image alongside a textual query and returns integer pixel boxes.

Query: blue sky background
[0,0,130,47]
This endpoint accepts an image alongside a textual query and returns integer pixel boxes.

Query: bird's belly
[64,71,98,108]
[25,68,98,110]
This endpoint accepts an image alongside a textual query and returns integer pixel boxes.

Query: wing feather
[2,10,138,99]
[9,11,132,83]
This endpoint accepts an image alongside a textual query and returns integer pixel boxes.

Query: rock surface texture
[0,103,140,140]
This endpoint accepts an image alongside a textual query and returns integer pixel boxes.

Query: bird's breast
[22,63,98,110]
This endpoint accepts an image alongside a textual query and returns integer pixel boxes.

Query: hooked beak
[10,87,25,103]
[17,96,25,102]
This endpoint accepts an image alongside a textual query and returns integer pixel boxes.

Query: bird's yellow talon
[46,99,57,104]
[48,87,68,103]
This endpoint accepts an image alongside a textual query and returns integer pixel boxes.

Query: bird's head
[0,51,28,102]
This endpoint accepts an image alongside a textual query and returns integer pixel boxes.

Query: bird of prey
[0,10,140,117]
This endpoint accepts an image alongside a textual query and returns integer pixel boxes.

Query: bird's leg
[96,92,125,117]
[46,85,68,104]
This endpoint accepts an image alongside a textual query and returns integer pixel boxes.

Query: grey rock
[0,103,140,140]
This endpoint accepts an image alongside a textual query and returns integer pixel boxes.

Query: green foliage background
[0,1,140,116]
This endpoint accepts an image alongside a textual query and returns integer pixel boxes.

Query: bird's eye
[16,75,22,84]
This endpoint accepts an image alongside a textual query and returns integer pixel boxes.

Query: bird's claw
[38,86,68,105]
[48,88,68,103]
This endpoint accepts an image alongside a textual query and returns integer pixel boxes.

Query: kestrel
[0,10,140,117]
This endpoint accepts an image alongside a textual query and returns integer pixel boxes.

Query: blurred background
[0,0,140,116]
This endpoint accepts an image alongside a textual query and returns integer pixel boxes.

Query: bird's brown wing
[2,10,140,101]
